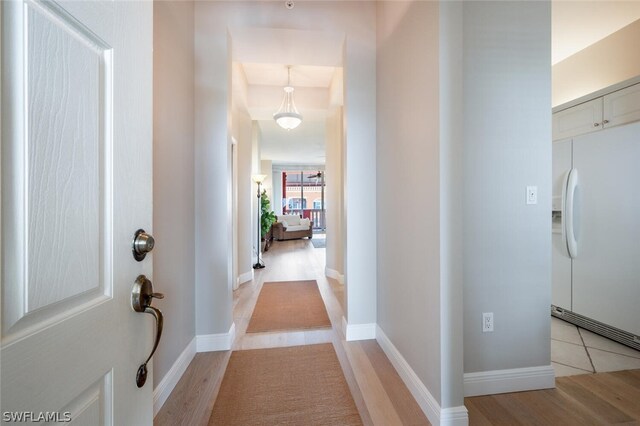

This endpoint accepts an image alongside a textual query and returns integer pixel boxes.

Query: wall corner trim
[196,322,236,353]
[463,365,555,397]
[237,270,254,286]
[342,317,376,341]
[325,267,345,284]
[376,325,469,426]
[153,336,197,418]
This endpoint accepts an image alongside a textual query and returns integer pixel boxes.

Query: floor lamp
[252,174,267,269]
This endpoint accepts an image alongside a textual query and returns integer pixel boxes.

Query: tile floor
[551,316,640,377]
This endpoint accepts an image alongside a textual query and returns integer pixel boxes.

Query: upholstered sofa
[272,214,313,241]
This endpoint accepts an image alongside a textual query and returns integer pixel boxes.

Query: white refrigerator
[552,120,640,342]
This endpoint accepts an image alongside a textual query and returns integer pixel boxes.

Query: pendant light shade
[274,66,303,130]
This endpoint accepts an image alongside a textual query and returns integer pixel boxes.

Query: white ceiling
[242,63,336,88]
[258,120,326,166]
[553,2,640,64]
[230,27,344,67]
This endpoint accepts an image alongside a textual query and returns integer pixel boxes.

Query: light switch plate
[526,186,537,205]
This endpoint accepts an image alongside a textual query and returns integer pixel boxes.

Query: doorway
[282,169,326,233]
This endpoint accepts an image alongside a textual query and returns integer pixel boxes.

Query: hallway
[155,238,640,425]
[154,239,430,425]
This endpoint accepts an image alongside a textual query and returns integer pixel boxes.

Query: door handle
[558,170,570,256]
[565,168,579,259]
[131,275,164,388]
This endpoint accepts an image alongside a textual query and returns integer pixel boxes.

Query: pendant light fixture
[273,66,303,130]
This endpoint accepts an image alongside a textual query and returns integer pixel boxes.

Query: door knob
[132,229,155,261]
[131,275,164,388]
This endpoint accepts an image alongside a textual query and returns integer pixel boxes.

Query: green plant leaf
[260,190,276,238]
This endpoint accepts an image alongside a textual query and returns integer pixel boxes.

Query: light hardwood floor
[466,369,640,425]
[155,238,640,425]
[155,238,429,426]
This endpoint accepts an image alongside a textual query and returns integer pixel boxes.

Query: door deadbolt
[132,229,155,261]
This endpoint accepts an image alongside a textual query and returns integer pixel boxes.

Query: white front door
[1,0,154,424]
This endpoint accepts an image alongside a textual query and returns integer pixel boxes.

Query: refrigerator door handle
[559,170,570,256]
[565,168,579,258]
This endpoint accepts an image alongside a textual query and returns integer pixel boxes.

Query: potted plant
[260,190,276,251]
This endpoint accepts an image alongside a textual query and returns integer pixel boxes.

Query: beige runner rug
[209,343,362,425]
[246,280,331,333]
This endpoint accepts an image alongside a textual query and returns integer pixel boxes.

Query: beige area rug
[209,343,363,425]
[246,280,332,333]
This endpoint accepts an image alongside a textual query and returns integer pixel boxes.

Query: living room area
[268,169,326,244]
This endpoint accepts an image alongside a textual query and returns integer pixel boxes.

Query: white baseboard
[325,267,345,284]
[341,316,376,341]
[376,325,469,426]
[441,406,470,426]
[464,365,555,397]
[196,322,236,352]
[153,337,197,417]
[237,270,253,286]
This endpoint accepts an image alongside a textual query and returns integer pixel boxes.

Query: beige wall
[377,0,552,410]
[251,123,261,264]
[553,19,640,107]
[439,1,464,408]
[152,0,196,388]
[325,107,344,277]
[231,61,254,284]
[232,109,253,282]
[376,0,444,404]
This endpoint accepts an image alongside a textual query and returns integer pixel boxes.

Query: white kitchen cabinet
[553,98,603,140]
[552,82,640,141]
[603,82,640,129]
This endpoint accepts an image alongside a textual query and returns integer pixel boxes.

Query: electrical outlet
[482,312,494,332]
[526,186,537,205]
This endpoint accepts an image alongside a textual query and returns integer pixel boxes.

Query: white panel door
[571,121,640,336]
[1,1,153,424]
[551,138,572,310]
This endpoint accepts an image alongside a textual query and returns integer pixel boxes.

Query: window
[288,198,307,209]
